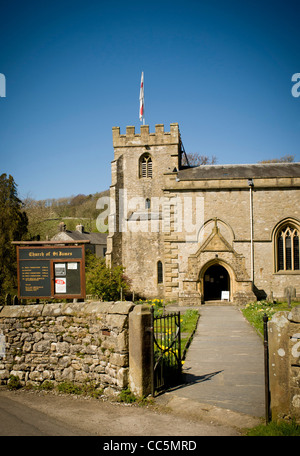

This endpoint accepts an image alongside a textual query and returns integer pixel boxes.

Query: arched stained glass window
[276,224,300,271]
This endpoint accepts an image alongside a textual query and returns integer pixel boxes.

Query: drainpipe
[248,179,254,283]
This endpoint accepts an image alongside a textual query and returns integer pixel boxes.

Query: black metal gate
[150,308,182,395]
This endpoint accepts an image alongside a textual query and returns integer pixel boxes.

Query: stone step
[203,300,231,306]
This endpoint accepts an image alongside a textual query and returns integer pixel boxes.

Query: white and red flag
[139,71,144,123]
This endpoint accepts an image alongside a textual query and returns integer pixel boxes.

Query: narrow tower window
[157,261,163,284]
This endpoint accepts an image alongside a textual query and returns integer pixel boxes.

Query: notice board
[16,244,86,299]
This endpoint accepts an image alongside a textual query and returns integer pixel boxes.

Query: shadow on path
[183,369,224,385]
[164,370,224,395]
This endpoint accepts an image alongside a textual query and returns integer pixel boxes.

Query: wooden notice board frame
[13,241,89,300]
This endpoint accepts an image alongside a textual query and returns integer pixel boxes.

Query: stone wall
[268,306,300,421]
[0,301,134,395]
[168,179,300,304]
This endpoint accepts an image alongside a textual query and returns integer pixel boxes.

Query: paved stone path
[161,305,265,423]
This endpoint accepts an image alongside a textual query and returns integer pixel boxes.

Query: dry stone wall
[0,301,134,395]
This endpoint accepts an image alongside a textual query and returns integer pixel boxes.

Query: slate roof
[53,230,107,244]
[178,162,300,181]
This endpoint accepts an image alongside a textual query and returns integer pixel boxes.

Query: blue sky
[0,0,299,200]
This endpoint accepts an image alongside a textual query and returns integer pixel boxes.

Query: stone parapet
[112,123,180,148]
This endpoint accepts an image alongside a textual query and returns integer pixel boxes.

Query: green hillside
[23,190,109,241]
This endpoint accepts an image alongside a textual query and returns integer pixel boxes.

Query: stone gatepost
[128,305,153,397]
[268,307,300,421]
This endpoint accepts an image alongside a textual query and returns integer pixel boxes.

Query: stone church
[106,123,300,305]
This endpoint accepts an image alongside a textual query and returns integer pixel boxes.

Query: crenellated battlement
[112,123,180,148]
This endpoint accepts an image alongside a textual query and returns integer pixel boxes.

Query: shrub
[7,375,22,390]
[40,380,55,391]
[118,387,137,403]
[85,251,131,301]
[56,381,83,395]
[56,380,103,398]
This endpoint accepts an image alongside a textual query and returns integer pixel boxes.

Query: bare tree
[258,155,295,164]
[182,153,217,167]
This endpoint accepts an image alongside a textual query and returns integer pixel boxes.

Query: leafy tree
[0,174,28,302]
[85,251,130,301]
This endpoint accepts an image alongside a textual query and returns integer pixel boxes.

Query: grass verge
[180,309,200,360]
[241,300,300,336]
[245,419,300,436]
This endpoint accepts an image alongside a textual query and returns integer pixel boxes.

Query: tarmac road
[0,388,240,437]
[0,391,92,436]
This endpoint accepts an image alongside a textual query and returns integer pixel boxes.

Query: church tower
[106,123,182,299]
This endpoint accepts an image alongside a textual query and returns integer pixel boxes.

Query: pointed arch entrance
[202,263,231,302]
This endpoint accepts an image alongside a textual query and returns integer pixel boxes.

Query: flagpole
[139,71,145,125]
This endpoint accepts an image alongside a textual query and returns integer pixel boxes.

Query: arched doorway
[204,264,230,301]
